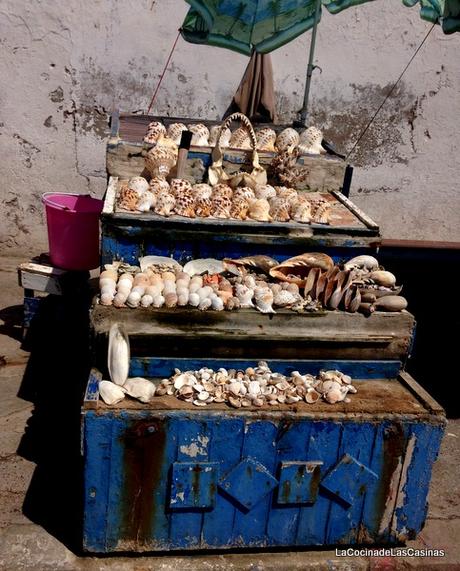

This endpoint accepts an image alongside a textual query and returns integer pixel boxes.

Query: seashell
[253,397,265,407]
[224,255,278,275]
[254,286,275,314]
[108,323,130,386]
[208,125,231,147]
[256,127,277,151]
[123,377,156,403]
[311,200,332,224]
[372,295,407,312]
[100,269,118,281]
[149,177,170,195]
[192,183,213,200]
[174,373,196,389]
[188,292,200,307]
[184,258,224,276]
[291,199,312,223]
[178,385,194,400]
[269,197,291,222]
[198,298,212,311]
[233,187,255,201]
[325,387,345,404]
[126,291,141,308]
[230,196,249,220]
[133,272,150,287]
[137,191,156,212]
[228,396,242,408]
[344,255,379,272]
[140,294,154,307]
[164,292,178,308]
[275,186,298,204]
[247,198,271,222]
[229,127,252,149]
[145,146,177,179]
[270,253,334,286]
[100,292,114,306]
[113,293,127,307]
[177,291,189,306]
[155,134,179,153]
[211,194,232,218]
[273,290,299,307]
[226,296,240,311]
[167,122,187,144]
[235,284,254,308]
[213,183,234,200]
[144,121,166,142]
[117,186,139,211]
[128,176,150,196]
[195,197,212,217]
[187,123,209,146]
[154,192,176,216]
[297,126,324,155]
[254,184,276,200]
[152,294,165,308]
[99,380,126,405]
[211,295,224,311]
[139,255,181,273]
[305,389,320,404]
[276,128,300,153]
[174,187,196,218]
[368,270,397,288]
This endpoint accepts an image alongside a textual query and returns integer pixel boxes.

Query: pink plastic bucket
[42,193,103,271]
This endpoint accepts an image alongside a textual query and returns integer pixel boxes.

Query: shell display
[192,183,213,200]
[154,192,176,216]
[145,146,177,179]
[149,177,170,194]
[230,196,249,220]
[153,363,357,408]
[254,286,275,314]
[174,186,196,218]
[188,123,209,146]
[275,186,299,204]
[210,194,232,218]
[209,125,231,148]
[254,184,276,200]
[195,196,213,217]
[229,127,252,149]
[269,197,291,222]
[298,126,324,155]
[270,253,334,285]
[212,184,233,200]
[170,178,193,198]
[117,186,139,211]
[123,377,156,403]
[107,323,130,386]
[128,176,150,196]
[233,187,255,201]
[99,380,126,405]
[144,121,166,144]
[247,198,271,222]
[344,255,379,272]
[256,128,276,151]
[167,122,187,144]
[311,200,332,224]
[276,128,300,153]
[291,198,312,223]
[223,255,278,275]
[137,191,156,212]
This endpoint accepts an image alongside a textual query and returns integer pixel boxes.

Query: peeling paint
[179,436,209,458]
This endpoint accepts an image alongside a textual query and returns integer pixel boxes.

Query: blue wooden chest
[82,360,445,552]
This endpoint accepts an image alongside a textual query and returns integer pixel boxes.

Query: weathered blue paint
[23,295,42,332]
[277,461,322,505]
[82,407,444,552]
[129,358,402,381]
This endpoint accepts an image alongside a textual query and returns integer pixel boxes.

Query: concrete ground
[0,256,459,571]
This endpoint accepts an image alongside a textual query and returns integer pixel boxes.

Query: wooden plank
[398,371,445,415]
[331,190,379,230]
[18,262,66,295]
[83,368,101,409]
[102,176,118,215]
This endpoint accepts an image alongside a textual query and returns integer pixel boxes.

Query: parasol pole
[298,0,321,127]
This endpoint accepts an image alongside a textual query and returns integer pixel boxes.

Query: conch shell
[209,125,231,147]
[99,380,126,405]
[270,253,334,286]
[256,128,276,152]
[188,123,209,146]
[223,255,278,275]
[344,255,379,272]
[145,146,177,179]
[108,323,130,386]
[297,126,325,155]
[276,128,300,153]
[167,123,187,144]
[247,198,271,222]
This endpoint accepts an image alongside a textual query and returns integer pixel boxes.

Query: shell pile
[155,363,357,408]
[99,254,407,315]
[143,121,327,156]
[116,178,332,225]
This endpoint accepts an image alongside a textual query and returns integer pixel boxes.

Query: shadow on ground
[0,304,25,344]
[16,284,92,554]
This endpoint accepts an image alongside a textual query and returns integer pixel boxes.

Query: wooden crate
[82,363,445,552]
[107,112,348,192]
[90,304,415,364]
[101,177,380,266]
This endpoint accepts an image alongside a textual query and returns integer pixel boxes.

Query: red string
[147,30,181,115]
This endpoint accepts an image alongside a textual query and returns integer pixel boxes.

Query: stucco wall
[1,0,459,255]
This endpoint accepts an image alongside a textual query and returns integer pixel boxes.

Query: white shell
[123,377,156,403]
[152,294,165,308]
[183,258,224,276]
[208,125,231,147]
[140,294,154,307]
[344,255,379,271]
[128,176,150,196]
[139,256,182,272]
[167,123,187,144]
[298,126,324,155]
[187,123,209,146]
[99,380,126,405]
[107,324,130,386]
[276,128,300,152]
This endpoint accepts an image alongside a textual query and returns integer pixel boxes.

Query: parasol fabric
[225,52,276,122]
[181,0,460,56]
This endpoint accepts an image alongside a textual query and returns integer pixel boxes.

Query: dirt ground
[0,256,459,570]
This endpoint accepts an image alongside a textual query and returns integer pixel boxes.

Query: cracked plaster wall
[0,0,459,255]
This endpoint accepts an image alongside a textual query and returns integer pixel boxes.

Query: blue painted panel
[277,461,323,505]
[101,233,141,267]
[23,296,43,330]
[231,421,278,545]
[129,358,402,381]
[266,422,311,545]
[201,418,245,546]
[324,422,377,544]
[169,419,211,548]
[296,422,343,545]
[170,462,219,509]
[83,412,113,551]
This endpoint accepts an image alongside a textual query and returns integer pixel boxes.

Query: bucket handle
[42,192,91,211]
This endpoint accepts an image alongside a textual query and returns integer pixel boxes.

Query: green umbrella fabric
[181,0,460,56]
